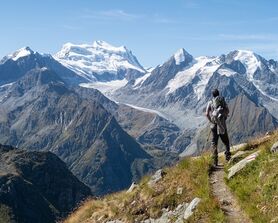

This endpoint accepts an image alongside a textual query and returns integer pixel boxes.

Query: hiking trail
[210,164,252,223]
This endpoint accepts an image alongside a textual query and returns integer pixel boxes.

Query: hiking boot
[225,151,231,161]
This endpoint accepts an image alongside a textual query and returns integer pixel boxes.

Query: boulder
[270,141,278,153]
[228,151,260,179]
[127,182,138,193]
[142,198,201,222]
[230,143,248,152]
[148,169,166,187]
[228,150,247,164]
[176,186,183,195]
[142,202,189,223]
[183,197,201,220]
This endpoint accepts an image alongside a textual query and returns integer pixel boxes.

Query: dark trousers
[211,124,231,164]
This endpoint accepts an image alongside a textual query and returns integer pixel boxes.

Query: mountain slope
[75,87,181,152]
[0,68,157,195]
[65,129,278,223]
[0,144,91,223]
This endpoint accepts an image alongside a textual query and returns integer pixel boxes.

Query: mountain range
[0,40,277,197]
[0,56,177,195]
[53,41,278,151]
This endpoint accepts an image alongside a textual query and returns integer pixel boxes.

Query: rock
[183,197,201,220]
[230,143,248,152]
[127,182,137,193]
[270,141,278,153]
[143,202,189,223]
[220,199,232,206]
[148,169,166,187]
[211,179,217,184]
[97,216,105,221]
[176,187,183,195]
[228,151,260,179]
[228,150,246,164]
[265,131,272,136]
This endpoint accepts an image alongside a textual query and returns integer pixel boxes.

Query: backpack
[211,96,226,123]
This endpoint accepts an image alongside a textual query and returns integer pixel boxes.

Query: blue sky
[1,0,278,67]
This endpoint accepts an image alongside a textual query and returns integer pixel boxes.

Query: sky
[1,0,278,67]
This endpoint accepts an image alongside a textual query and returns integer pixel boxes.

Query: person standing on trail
[206,89,231,166]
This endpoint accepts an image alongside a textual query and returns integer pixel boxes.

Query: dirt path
[210,164,252,223]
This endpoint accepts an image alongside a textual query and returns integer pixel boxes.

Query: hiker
[206,89,231,166]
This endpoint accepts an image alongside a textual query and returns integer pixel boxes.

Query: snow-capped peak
[8,47,34,61]
[173,48,192,65]
[233,49,261,77]
[54,41,145,81]
[233,50,258,61]
[92,40,127,52]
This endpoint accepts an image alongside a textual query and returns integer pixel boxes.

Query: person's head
[212,89,219,98]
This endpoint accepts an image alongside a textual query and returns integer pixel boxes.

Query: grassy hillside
[65,154,225,223]
[226,130,278,223]
[65,129,278,223]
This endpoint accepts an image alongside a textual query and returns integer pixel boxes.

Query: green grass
[226,131,278,223]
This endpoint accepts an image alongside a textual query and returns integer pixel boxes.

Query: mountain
[113,49,278,115]
[93,49,278,154]
[75,87,182,152]
[0,144,91,223]
[55,40,146,82]
[0,46,87,86]
[0,67,176,195]
[1,43,277,195]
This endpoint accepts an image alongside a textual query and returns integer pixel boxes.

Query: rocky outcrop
[142,197,201,223]
[147,169,166,187]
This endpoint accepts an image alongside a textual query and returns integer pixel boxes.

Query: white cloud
[80,9,144,21]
